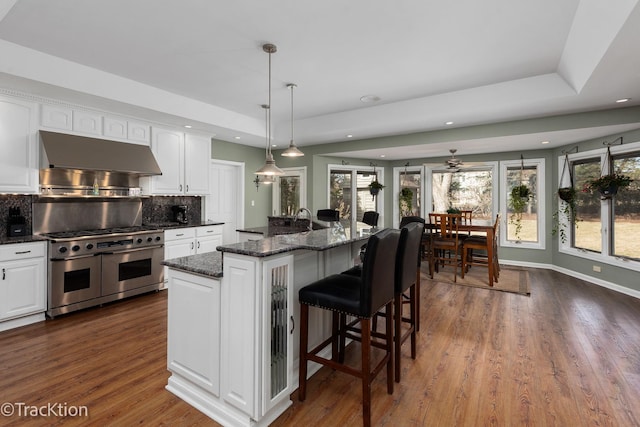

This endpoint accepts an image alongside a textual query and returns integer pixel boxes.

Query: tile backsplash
[0,195,202,238]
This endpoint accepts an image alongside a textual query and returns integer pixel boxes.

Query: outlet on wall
[592,265,601,272]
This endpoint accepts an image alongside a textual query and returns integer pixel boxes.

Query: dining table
[425,218,498,287]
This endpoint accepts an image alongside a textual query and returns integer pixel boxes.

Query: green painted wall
[213,106,640,294]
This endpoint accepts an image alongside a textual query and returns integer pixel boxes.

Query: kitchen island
[163,221,376,427]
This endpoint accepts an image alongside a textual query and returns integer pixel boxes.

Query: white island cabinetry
[164,224,370,426]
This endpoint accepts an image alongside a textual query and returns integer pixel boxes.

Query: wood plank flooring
[1,267,639,426]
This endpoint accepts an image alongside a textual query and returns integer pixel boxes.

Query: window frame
[272,166,307,216]
[327,164,384,227]
[500,157,546,250]
[392,165,423,228]
[561,140,640,273]
[424,161,499,220]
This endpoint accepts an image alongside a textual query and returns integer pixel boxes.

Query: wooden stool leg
[361,318,372,427]
[331,311,339,361]
[410,284,416,359]
[415,268,421,332]
[394,294,402,383]
[298,303,309,401]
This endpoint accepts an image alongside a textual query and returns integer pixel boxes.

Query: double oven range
[34,199,165,317]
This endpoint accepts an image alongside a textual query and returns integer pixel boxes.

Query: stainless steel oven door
[50,254,102,309]
[101,246,164,296]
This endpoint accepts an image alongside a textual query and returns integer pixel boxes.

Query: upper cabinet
[40,104,151,146]
[144,127,210,195]
[0,96,39,193]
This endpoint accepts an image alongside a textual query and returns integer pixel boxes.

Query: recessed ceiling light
[272,144,277,148]
[346,134,353,138]
[616,98,630,103]
[360,95,381,103]
[445,121,454,125]
[184,125,192,128]
[541,140,550,144]
[379,154,386,158]
[234,136,241,140]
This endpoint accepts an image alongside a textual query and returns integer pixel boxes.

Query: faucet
[294,208,313,231]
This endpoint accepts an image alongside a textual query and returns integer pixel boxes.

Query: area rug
[423,264,531,296]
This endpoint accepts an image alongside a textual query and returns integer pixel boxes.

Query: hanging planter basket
[558,187,576,203]
[368,180,384,200]
[584,143,633,200]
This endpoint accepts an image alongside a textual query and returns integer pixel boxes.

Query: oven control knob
[155,236,161,242]
[137,238,143,244]
[86,243,94,250]
[72,245,80,252]
[147,237,153,242]
[59,246,68,253]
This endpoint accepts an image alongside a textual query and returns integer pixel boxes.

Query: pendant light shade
[282,83,304,157]
[255,43,285,176]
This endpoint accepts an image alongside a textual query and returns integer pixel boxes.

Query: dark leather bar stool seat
[398,216,426,331]
[298,228,399,427]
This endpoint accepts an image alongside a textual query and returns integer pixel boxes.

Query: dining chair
[298,228,399,427]
[362,211,379,227]
[317,209,340,221]
[428,213,463,282]
[461,214,500,283]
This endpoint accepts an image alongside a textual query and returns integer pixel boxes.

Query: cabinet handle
[191,242,194,250]
[2,268,5,280]
[197,241,200,249]
[179,184,183,192]
[15,250,31,255]
[176,233,184,237]
[186,184,189,192]
[290,316,295,334]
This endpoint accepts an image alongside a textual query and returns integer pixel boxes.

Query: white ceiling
[0,0,639,160]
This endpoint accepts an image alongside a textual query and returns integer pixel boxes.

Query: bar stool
[316,209,340,221]
[392,221,423,382]
[398,216,426,332]
[362,211,379,227]
[298,228,400,427]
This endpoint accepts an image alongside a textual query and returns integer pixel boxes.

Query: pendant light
[281,83,304,157]
[255,43,285,177]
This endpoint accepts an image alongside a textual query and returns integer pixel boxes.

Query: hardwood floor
[1,267,639,426]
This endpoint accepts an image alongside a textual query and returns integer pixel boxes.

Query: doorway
[206,160,244,244]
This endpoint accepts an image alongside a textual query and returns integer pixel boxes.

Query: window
[273,167,307,216]
[561,141,640,270]
[425,163,498,231]
[500,158,545,250]
[329,165,382,225]
[393,166,422,227]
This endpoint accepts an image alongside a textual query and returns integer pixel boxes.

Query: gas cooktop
[42,225,162,240]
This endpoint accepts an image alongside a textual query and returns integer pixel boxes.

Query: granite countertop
[145,220,224,230]
[162,251,223,278]
[0,234,49,245]
[220,222,378,257]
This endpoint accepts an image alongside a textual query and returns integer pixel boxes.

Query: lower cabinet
[0,241,46,331]
[165,252,294,427]
[167,270,220,396]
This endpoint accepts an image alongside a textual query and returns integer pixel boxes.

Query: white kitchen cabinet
[72,110,102,135]
[144,128,210,195]
[167,269,221,396]
[103,116,128,140]
[40,104,72,130]
[0,97,39,193]
[195,225,223,253]
[0,242,46,331]
[127,121,151,145]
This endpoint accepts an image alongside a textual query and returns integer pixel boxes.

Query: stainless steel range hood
[40,130,162,176]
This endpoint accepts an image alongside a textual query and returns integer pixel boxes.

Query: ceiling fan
[445,149,463,169]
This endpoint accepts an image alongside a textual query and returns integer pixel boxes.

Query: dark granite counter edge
[162,251,223,278]
[145,221,224,230]
[0,235,49,245]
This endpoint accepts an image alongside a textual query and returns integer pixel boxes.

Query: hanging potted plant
[399,187,413,216]
[368,180,384,199]
[585,173,632,199]
[584,141,633,200]
[509,184,531,241]
[552,186,578,244]
[552,153,579,243]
